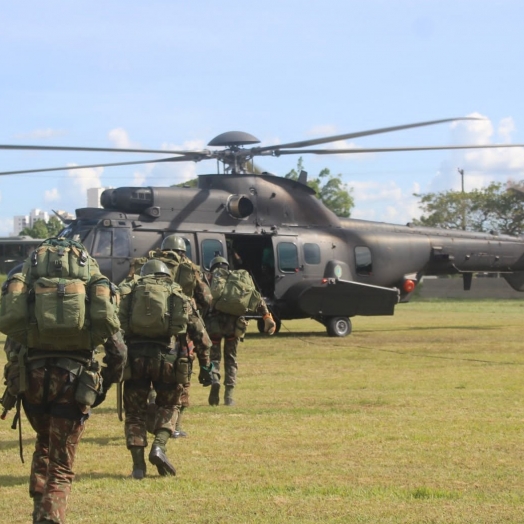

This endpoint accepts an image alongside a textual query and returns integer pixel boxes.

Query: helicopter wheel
[325,316,352,337]
[257,317,281,334]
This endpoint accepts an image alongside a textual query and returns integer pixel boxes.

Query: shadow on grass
[0,474,29,487]
[358,324,500,333]
[248,331,324,339]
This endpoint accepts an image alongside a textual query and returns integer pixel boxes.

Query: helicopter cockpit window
[92,229,112,257]
[113,228,129,257]
[202,239,223,270]
[355,246,372,275]
[303,243,321,265]
[277,242,299,273]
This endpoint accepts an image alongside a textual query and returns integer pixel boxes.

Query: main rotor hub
[207,131,260,147]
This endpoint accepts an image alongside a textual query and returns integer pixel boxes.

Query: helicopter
[2,117,524,337]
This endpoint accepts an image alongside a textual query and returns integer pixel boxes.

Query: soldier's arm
[193,271,213,317]
[101,330,128,384]
[186,306,212,366]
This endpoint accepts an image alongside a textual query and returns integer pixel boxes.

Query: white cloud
[44,188,60,202]
[0,218,13,236]
[108,128,141,149]
[429,114,524,193]
[350,179,423,224]
[67,165,104,193]
[13,128,66,140]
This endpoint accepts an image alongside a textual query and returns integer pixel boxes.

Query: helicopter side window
[93,229,112,257]
[303,243,321,265]
[355,246,372,276]
[182,238,193,261]
[113,228,129,257]
[202,239,223,270]
[277,242,299,273]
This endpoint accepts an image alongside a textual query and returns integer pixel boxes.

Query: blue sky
[1,0,523,235]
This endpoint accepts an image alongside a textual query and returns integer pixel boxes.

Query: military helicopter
[2,117,524,337]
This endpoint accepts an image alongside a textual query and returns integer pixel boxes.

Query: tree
[413,181,524,236]
[20,217,65,239]
[285,158,354,217]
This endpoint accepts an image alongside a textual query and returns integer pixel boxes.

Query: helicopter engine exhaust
[226,194,254,219]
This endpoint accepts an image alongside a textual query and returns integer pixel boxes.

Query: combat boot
[129,446,147,479]
[149,429,176,476]
[224,386,235,406]
[208,383,220,406]
[172,406,188,438]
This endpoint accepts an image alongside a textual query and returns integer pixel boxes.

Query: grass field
[1,300,524,523]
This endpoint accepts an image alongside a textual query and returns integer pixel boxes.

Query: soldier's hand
[198,364,214,387]
[263,314,276,335]
[91,384,110,408]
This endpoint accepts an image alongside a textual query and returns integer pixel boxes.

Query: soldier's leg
[148,383,179,476]
[26,366,86,524]
[172,384,189,438]
[223,335,239,406]
[208,337,222,406]
[124,378,151,478]
[23,406,50,522]
[41,414,85,523]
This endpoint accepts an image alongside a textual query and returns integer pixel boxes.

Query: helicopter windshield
[59,219,99,243]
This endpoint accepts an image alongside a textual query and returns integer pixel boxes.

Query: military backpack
[210,268,262,316]
[0,237,121,350]
[118,275,190,338]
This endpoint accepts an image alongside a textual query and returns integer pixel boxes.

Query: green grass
[1,300,524,523]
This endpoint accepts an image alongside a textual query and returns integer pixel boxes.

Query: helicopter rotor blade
[0,155,199,177]
[0,143,207,155]
[273,143,524,155]
[253,117,482,153]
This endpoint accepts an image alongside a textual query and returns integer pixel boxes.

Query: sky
[1,0,524,236]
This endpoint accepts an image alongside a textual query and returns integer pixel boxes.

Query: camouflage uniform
[5,332,127,524]
[205,288,271,406]
[132,246,213,437]
[122,266,211,478]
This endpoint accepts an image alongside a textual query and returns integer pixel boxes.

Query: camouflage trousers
[22,365,88,524]
[206,314,240,387]
[124,348,182,448]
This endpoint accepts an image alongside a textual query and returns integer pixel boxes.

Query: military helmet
[161,235,186,252]
[140,259,171,277]
[209,256,229,271]
[7,263,24,279]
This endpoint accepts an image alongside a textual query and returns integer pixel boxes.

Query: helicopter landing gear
[325,316,352,337]
[257,317,281,334]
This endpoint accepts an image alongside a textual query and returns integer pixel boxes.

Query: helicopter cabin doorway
[225,234,275,299]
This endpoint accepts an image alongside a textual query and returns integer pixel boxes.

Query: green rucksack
[118,275,190,338]
[0,272,29,343]
[210,268,262,316]
[130,250,198,297]
[0,237,121,350]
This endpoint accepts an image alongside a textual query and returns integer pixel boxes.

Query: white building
[87,187,108,208]
[12,209,50,236]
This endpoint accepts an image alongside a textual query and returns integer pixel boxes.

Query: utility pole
[457,168,466,230]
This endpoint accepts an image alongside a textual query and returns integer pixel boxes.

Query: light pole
[457,168,466,230]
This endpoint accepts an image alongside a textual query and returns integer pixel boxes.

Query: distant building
[87,187,109,208]
[12,208,50,236]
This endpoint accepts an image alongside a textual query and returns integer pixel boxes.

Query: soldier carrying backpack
[118,258,212,479]
[125,234,213,439]
[0,237,127,524]
[205,255,276,407]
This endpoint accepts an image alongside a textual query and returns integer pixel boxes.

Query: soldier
[145,234,213,438]
[205,256,276,407]
[2,269,127,524]
[121,259,212,479]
